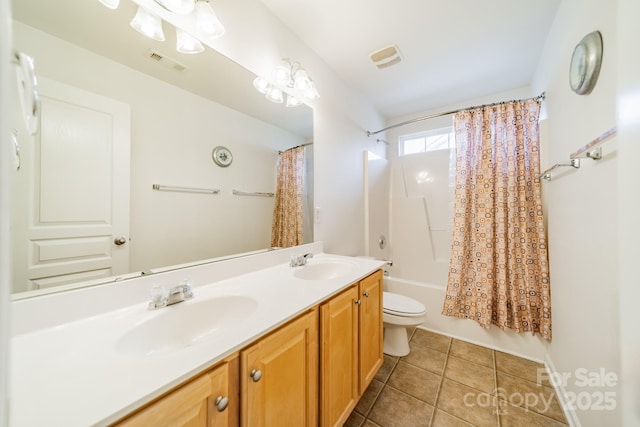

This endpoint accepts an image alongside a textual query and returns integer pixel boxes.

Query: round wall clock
[569,30,603,95]
[212,146,233,167]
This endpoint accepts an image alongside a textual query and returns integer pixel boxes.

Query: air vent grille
[369,44,402,69]
[146,49,187,72]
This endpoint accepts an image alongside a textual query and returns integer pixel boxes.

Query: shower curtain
[442,98,552,340]
[271,146,305,248]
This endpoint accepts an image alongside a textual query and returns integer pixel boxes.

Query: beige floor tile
[367,386,434,427]
[362,420,382,427]
[387,361,441,405]
[410,329,452,353]
[401,341,448,375]
[449,339,494,368]
[375,354,399,383]
[431,409,475,427]
[436,378,499,427]
[496,372,567,423]
[444,355,496,394]
[500,402,568,426]
[495,351,549,385]
[355,379,384,416]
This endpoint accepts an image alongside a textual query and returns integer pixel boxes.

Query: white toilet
[382,291,427,357]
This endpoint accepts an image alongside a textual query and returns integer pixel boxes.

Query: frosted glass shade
[265,87,284,103]
[130,7,165,41]
[176,28,204,54]
[98,0,120,9]
[285,94,302,107]
[195,0,225,38]
[253,77,270,94]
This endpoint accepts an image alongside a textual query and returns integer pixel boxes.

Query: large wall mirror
[10,0,314,297]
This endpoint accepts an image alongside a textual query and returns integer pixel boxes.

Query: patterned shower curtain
[271,146,304,248]
[442,99,552,340]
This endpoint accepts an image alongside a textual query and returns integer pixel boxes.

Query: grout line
[494,349,502,427]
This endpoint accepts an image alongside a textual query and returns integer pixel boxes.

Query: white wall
[617,0,640,424]
[531,0,619,425]
[0,0,12,424]
[12,22,307,278]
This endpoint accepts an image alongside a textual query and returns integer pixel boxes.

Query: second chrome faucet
[290,253,314,267]
[148,280,194,310]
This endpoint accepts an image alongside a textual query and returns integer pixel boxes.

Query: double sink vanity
[9,243,386,427]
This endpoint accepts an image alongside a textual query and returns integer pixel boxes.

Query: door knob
[114,236,127,246]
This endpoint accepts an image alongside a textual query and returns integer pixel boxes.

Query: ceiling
[259,0,562,119]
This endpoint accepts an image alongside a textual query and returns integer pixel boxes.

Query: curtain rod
[366,92,546,137]
[279,141,313,154]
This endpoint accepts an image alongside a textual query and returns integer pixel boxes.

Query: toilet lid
[383,292,426,316]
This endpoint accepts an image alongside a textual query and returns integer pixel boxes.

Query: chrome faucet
[290,253,314,267]
[148,280,194,310]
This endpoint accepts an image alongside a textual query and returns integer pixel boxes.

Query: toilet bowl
[383,291,427,357]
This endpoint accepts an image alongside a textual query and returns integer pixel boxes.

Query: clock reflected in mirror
[212,146,233,167]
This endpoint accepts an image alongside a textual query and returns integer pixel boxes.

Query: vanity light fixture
[252,59,319,107]
[99,0,226,54]
[175,28,204,54]
[273,59,319,100]
[130,6,165,41]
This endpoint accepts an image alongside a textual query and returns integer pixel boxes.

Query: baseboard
[416,325,545,364]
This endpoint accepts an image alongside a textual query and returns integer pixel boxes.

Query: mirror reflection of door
[11,77,131,293]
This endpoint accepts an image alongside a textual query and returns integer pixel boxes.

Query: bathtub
[382,275,547,362]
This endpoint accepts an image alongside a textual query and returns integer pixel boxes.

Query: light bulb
[130,6,165,41]
[293,69,311,91]
[253,77,270,94]
[176,28,204,54]
[285,94,302,107]
[195,0,226,38]
[273,60,292,86]
[265,87,284,103]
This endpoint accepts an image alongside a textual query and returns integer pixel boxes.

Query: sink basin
[293,259,357,280]
[115,295,258,356]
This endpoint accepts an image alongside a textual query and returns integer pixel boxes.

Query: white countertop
[9,251,385,427]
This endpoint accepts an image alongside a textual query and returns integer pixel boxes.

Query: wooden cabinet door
[117,373,211,427]
[358,269,384,393]
[241,310,318,427]
[319,285,359,427]
[208,357,239,427]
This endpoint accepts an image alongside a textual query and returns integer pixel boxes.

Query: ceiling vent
[146,49,188,72]
[369,44,402,69]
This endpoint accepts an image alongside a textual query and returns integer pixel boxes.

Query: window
[399,126,454,156]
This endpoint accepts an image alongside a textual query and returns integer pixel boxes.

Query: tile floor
[345,328,568,427]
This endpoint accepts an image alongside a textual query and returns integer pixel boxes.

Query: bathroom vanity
[9,244,385,427]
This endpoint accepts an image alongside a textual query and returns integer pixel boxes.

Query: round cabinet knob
[114,237,127,246]
[250,369,263,382]
[355,299,361,305]
[363,291,369,298]
[214,396,229,412]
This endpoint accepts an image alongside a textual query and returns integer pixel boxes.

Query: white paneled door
[11,78,130,292]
